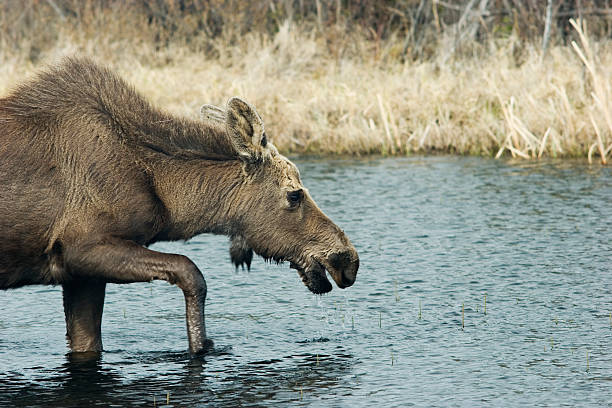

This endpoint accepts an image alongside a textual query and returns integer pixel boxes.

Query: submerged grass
[484,294,487,315]
[587,350,590,372]
[1,17,612,161]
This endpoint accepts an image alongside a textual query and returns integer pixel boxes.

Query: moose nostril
[329,251,352,272]
[328,251,358,289]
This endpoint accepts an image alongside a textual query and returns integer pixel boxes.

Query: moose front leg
[63,279,106,352]
[62,237,212,354]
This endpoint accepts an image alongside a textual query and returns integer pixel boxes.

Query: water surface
[1,157,611,407]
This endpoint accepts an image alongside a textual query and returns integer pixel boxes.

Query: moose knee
[175,256,207,298]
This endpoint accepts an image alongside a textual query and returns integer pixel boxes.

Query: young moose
[0,58,359,354]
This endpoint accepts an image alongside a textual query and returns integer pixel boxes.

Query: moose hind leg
[62,279,106,353]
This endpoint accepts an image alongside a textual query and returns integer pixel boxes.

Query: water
[1,157,611,407]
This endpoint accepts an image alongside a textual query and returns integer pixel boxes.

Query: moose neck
[151,157,246,241]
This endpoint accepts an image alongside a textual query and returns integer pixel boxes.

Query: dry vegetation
[2,1,612,161]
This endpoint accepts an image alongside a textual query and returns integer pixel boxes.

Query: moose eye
[287,189,303,206]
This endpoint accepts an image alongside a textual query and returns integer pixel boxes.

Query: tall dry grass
[1,5,612,161]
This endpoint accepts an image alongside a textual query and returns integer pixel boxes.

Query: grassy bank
[1,4,611,162]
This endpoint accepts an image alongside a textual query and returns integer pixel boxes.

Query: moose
[0,57,359,354]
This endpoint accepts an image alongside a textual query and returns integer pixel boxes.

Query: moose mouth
[290,260,333,295]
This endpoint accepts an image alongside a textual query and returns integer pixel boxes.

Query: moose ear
[226,97,267,162]
[200,104,226,123]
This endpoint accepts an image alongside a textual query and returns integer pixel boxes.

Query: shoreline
[1,26,611,163]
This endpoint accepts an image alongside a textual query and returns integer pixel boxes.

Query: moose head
[201,98,359,294]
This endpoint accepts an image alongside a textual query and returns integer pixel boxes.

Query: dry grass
[570,19,612,164]
[1,21,611,161]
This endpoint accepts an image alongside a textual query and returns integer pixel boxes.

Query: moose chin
[0,57,359,354]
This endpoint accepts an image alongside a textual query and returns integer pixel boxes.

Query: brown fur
[0,57,358,354]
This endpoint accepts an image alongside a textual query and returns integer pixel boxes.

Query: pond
[1,156,611,407]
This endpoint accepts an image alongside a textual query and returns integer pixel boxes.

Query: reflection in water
[58,353,119,407]
[6,353,121,408]
[2,348,354,407]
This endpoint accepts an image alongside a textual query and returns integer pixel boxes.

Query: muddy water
[1,157,611,407]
